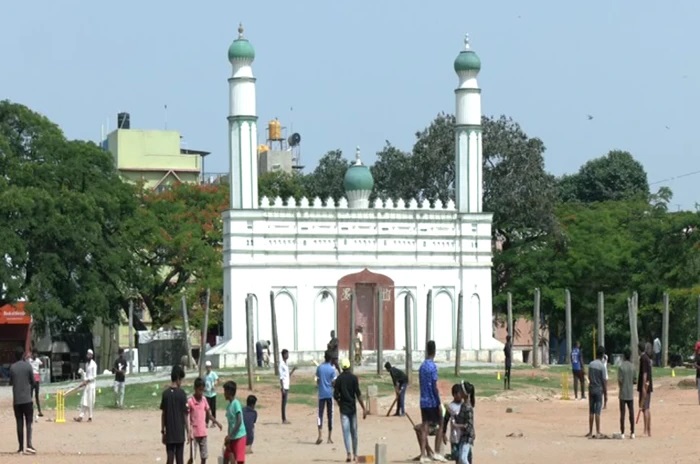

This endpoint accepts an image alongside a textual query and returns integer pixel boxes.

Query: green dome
[344,164,374,192]
[228,25,255,63]
[454,50,481,73]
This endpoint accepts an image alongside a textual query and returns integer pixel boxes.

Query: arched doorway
[337,269,395,350]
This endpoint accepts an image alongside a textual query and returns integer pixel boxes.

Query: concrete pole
[565,289,572,364]
[426,290,433,347]
[455,291,464,376]
[128,300,134,375]
[181,296,194,369]
[662,292,670,367]
[245,294,254,390]
[533,288,540,368]
[597,291,605,348]
[270,291,280,376]
[349,291,356,373]
[629,293,639,372]
[507,292,513,340]
[404,294,412,386]
[697,295,700,342]
[199,289,210,379]
[376,288,384,376]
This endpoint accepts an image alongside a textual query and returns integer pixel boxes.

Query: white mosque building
[210,25,503,367]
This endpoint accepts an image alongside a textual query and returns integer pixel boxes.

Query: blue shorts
[589,392,603,415]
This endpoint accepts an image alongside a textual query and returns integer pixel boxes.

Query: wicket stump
[560,372,570,400]
[55,390,65,423]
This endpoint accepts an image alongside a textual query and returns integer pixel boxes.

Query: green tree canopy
[0,100,137,332]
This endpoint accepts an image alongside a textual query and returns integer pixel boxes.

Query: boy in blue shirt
[315,350,338,445]
[571,341,586,400]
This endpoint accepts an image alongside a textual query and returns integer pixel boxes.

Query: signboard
[0,302,32,325]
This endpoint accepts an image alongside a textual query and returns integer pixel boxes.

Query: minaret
[454,34,482,213]
[228,24,258,209]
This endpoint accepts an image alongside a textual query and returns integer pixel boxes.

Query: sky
[2,1,699,209]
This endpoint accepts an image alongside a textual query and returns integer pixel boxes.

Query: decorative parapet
[259,196,458,211]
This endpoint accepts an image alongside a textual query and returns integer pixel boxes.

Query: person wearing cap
[204,360,219,427]
[693,341,700,405]
[333,359,367,462]
[74,349,98,422]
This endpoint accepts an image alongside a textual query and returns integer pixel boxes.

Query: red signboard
[0,302,32,325]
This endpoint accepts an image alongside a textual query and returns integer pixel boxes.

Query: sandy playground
[1,371,698,464]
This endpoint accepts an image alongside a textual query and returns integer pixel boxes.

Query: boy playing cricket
[189,377,222,464]
[223,381,247,464]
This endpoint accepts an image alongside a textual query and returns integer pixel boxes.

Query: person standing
[255,340,270,368]
[327,331,340,372]
[315,351,337,445]
[10,346,36,455]
[223,381,247,464]
[418,340,443,463]
[243,395,258,454]
[571,341,586,400]
[638,342,654,437]
[161,365,190,464]
[694,341,700,406]
[113,348,127,409]
[354,327,363,365]
[188,377,222,464]
[586,346,607,438]
[454,381,476,464]
[503,335,512,390]
[279,349,296,424]
[204,361,219,427]
[333,358,367,463]
[653,336,662,367]
[384,361,408,416]
[74,349,97,422]
[617,348,636,439]
[29,350,43,417]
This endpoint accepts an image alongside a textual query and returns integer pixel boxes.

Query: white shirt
[29,358,42,375]
[653,338,661,354]
[602,355,609,381]
[85,359,97,383]
[279,360,290,390]
[357,333,363,343]
[447,401,463,444]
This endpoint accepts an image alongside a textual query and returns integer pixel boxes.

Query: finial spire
[464,33,470,50]
[355,146,362,165]
[238,23,244,39]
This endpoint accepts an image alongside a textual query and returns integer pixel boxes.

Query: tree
[258,171,308,203]
[0,101,137,332]
[371,142,415,202]
[302,150,350,204]
[560,150,649,203]
[126,183,228,327]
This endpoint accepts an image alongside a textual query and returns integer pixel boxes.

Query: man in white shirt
[653,337,662,367]
[74,349,97,422]
[29,350,43,417]
[279,349,296,425]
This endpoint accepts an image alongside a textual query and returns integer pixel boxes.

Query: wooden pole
[426,290,433,348]
[662,292,670,367]
[199,289,210,379]
[565,289,572,364]
[404,294,412,386]
[349,291,356,373]
[533,288,540,368]
[507,292,513,340]
[377,288,384,376]
[597,291,605,348]
[245,294,255,390]
[181,296,194,369]
[270,291,280,376]
[128,300,134,375]
[455,291,464,376]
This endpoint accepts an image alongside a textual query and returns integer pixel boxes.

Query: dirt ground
[1,374,698,464]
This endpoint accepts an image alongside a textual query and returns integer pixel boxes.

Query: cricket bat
[386,396,398,417]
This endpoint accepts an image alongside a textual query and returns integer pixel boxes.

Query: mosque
[209,25,503,367]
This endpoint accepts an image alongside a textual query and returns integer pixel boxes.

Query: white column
[228,62,258,210]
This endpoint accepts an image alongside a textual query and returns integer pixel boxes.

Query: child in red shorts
[223,381,247,464]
